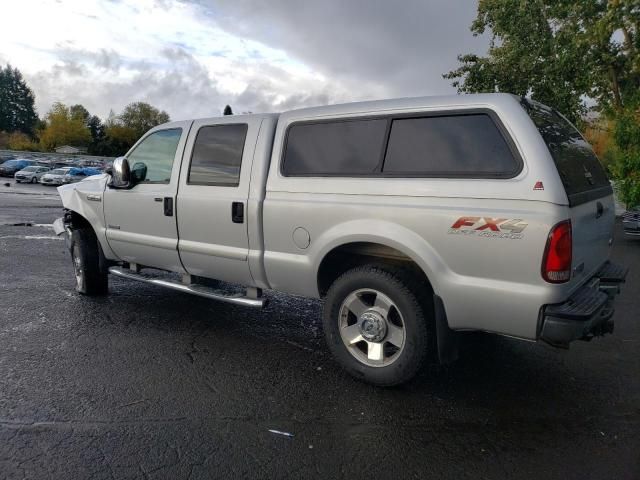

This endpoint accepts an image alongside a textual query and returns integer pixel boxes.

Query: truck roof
[280,93,522,120]
[166,93,522,126]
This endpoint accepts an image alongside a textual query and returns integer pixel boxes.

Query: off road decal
[448,217,528,239]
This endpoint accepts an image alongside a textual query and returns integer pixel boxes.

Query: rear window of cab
[281,110,522,178]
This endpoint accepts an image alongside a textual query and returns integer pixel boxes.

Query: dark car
[0,159,35,177]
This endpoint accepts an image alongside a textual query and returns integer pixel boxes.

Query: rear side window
[524,101,611,205]
[188,124,247,186]
[383,114,519,177]
[282,119,387,175]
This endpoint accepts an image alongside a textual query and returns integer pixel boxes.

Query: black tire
[323,265,430,386]
[31,177,37,183]
[69,228,108,295]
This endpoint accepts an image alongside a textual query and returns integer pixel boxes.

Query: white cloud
[0,0,486,121]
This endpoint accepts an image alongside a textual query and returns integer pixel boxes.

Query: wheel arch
[313,220,448,298]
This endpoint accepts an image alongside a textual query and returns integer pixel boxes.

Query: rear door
[525,101,614,279]
[176,117,261,285]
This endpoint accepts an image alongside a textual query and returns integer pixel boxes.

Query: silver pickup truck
[54,93,627,386]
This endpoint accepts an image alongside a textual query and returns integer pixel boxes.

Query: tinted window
[188,124,247,186]
[523,101,611,204]
[127,129,182,183]
[282,119,387,175]
[383,114,518,176]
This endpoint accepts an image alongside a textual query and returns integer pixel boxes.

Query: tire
[323,265,430,386]
[69,228,108,295]
[31,177,37,183]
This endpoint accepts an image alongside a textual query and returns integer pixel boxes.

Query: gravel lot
[0,188,638,479]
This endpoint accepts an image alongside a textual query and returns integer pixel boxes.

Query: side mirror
[109,157,131,189]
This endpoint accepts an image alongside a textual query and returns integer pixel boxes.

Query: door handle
[164,197,174,216]
[232,202,244,223]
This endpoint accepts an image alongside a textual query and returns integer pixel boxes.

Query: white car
[40,167,73,186]
[14,166,50,183]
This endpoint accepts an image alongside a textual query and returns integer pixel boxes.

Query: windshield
[51,169,67,175]
[21,166,39,172]
[522,100,611,206]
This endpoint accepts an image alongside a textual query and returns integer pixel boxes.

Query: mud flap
[434,294,459,364]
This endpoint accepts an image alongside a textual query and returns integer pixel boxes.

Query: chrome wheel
[338,288,406,367]
[72,245,83,289]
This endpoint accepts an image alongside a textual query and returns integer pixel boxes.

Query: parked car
[63,167,103,184]
[622,207,640,236]
[40,167,73,186]
[54,93,627,386]
[14,166,51,183]
[0,159,35,177]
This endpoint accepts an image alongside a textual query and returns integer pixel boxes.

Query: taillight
[542,220,572,283]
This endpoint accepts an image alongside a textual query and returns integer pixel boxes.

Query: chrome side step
[108,266,267,308]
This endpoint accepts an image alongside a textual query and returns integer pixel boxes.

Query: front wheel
[69,228,108,295]
[323,265,430,386]
[31,177,37,183]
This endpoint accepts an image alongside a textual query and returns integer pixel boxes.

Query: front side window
[282,119,387,176]
[188,124,247,186]
[127,129,182,184]
[383,114,519,177]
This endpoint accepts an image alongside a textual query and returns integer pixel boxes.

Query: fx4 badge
[448,217,528,239]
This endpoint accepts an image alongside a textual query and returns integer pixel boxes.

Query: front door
[103,122,192,272]
[176,117,261,285]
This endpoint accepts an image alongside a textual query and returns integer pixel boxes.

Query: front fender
[57,174,118,261]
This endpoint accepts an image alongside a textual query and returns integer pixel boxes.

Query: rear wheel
[69,228,108,295]
[323,265,430,386]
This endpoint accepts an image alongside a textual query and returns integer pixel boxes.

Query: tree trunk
[609,66,623,110]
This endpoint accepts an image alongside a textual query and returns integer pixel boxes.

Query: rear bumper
[540,261,627,347]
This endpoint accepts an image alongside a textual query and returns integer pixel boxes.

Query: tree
[119,102,170,139]
[446,0,640,206]
[7,132,39,151]
[0,65,38,135]
[39,102,91,151]
[69,104,90,123]
[445,1,639,122]
[223,105,233,116]
[86,115,106,155]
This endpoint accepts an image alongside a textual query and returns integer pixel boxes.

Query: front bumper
[540,261,627,348]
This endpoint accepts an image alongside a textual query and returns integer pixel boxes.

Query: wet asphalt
[0,183,638,479]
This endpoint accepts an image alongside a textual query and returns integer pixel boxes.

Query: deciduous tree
[39,102,91,151]
[119,102,170,139]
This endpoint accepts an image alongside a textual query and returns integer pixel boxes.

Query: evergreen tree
[0,65,38,135]
[223,105,233,116]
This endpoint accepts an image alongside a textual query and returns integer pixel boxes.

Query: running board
[108,266,267,308]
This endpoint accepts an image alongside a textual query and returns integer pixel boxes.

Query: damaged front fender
[56,174,119,261]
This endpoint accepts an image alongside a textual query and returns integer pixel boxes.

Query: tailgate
[569,195,615,281]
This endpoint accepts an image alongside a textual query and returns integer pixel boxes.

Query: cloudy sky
[1,0,488,121]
